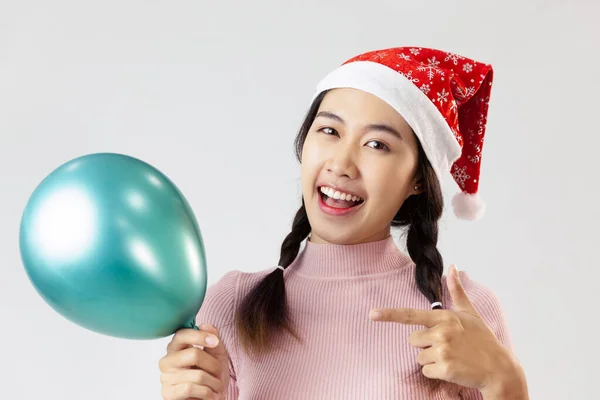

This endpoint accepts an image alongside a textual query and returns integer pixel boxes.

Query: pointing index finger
[370,308,453,328]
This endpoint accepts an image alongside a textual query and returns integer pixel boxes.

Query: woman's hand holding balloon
[159,324,231,400]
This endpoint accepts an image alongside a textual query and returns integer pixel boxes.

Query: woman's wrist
[481,359,529,400]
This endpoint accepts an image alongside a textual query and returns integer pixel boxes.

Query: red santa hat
[310,47,494,221]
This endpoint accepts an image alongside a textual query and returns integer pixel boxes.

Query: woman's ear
[412,179,424,195]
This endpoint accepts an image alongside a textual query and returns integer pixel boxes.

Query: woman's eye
[318,127,389,151]
[366,140,389,151]
[319,127,338,136]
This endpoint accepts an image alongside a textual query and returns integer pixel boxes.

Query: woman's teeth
[319,186,363,203]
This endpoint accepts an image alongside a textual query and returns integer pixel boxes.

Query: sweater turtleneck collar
[289,235,413,278]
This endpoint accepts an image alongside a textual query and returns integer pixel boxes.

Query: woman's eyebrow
[315,111,403,140]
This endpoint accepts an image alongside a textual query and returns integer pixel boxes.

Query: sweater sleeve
[195,270,241,400]
[443,271,514,400]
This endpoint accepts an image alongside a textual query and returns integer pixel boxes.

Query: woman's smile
[317,185,366,216]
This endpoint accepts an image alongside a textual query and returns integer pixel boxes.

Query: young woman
[158,47,529,399]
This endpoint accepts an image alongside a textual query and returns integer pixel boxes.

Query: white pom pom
[452,192,486,221]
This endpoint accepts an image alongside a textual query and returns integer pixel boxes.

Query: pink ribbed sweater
[196,236,512,399]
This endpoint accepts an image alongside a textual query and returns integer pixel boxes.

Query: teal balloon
[19,153,207,339]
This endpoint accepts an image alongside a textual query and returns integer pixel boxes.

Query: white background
[1,0,597,398]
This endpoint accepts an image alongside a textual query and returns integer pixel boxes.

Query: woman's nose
[326,147,358,179]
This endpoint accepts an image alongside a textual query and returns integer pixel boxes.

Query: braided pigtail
[235,202,310,354]
[392,142,445,309]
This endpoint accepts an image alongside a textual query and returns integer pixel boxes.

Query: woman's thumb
[199,323,229,359]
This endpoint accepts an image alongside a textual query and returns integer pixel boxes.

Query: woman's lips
[317,190,365,216]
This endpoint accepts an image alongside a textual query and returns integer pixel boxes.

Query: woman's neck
[306,228,392,246]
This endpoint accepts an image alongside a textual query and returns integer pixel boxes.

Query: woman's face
[301,88,422,245]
